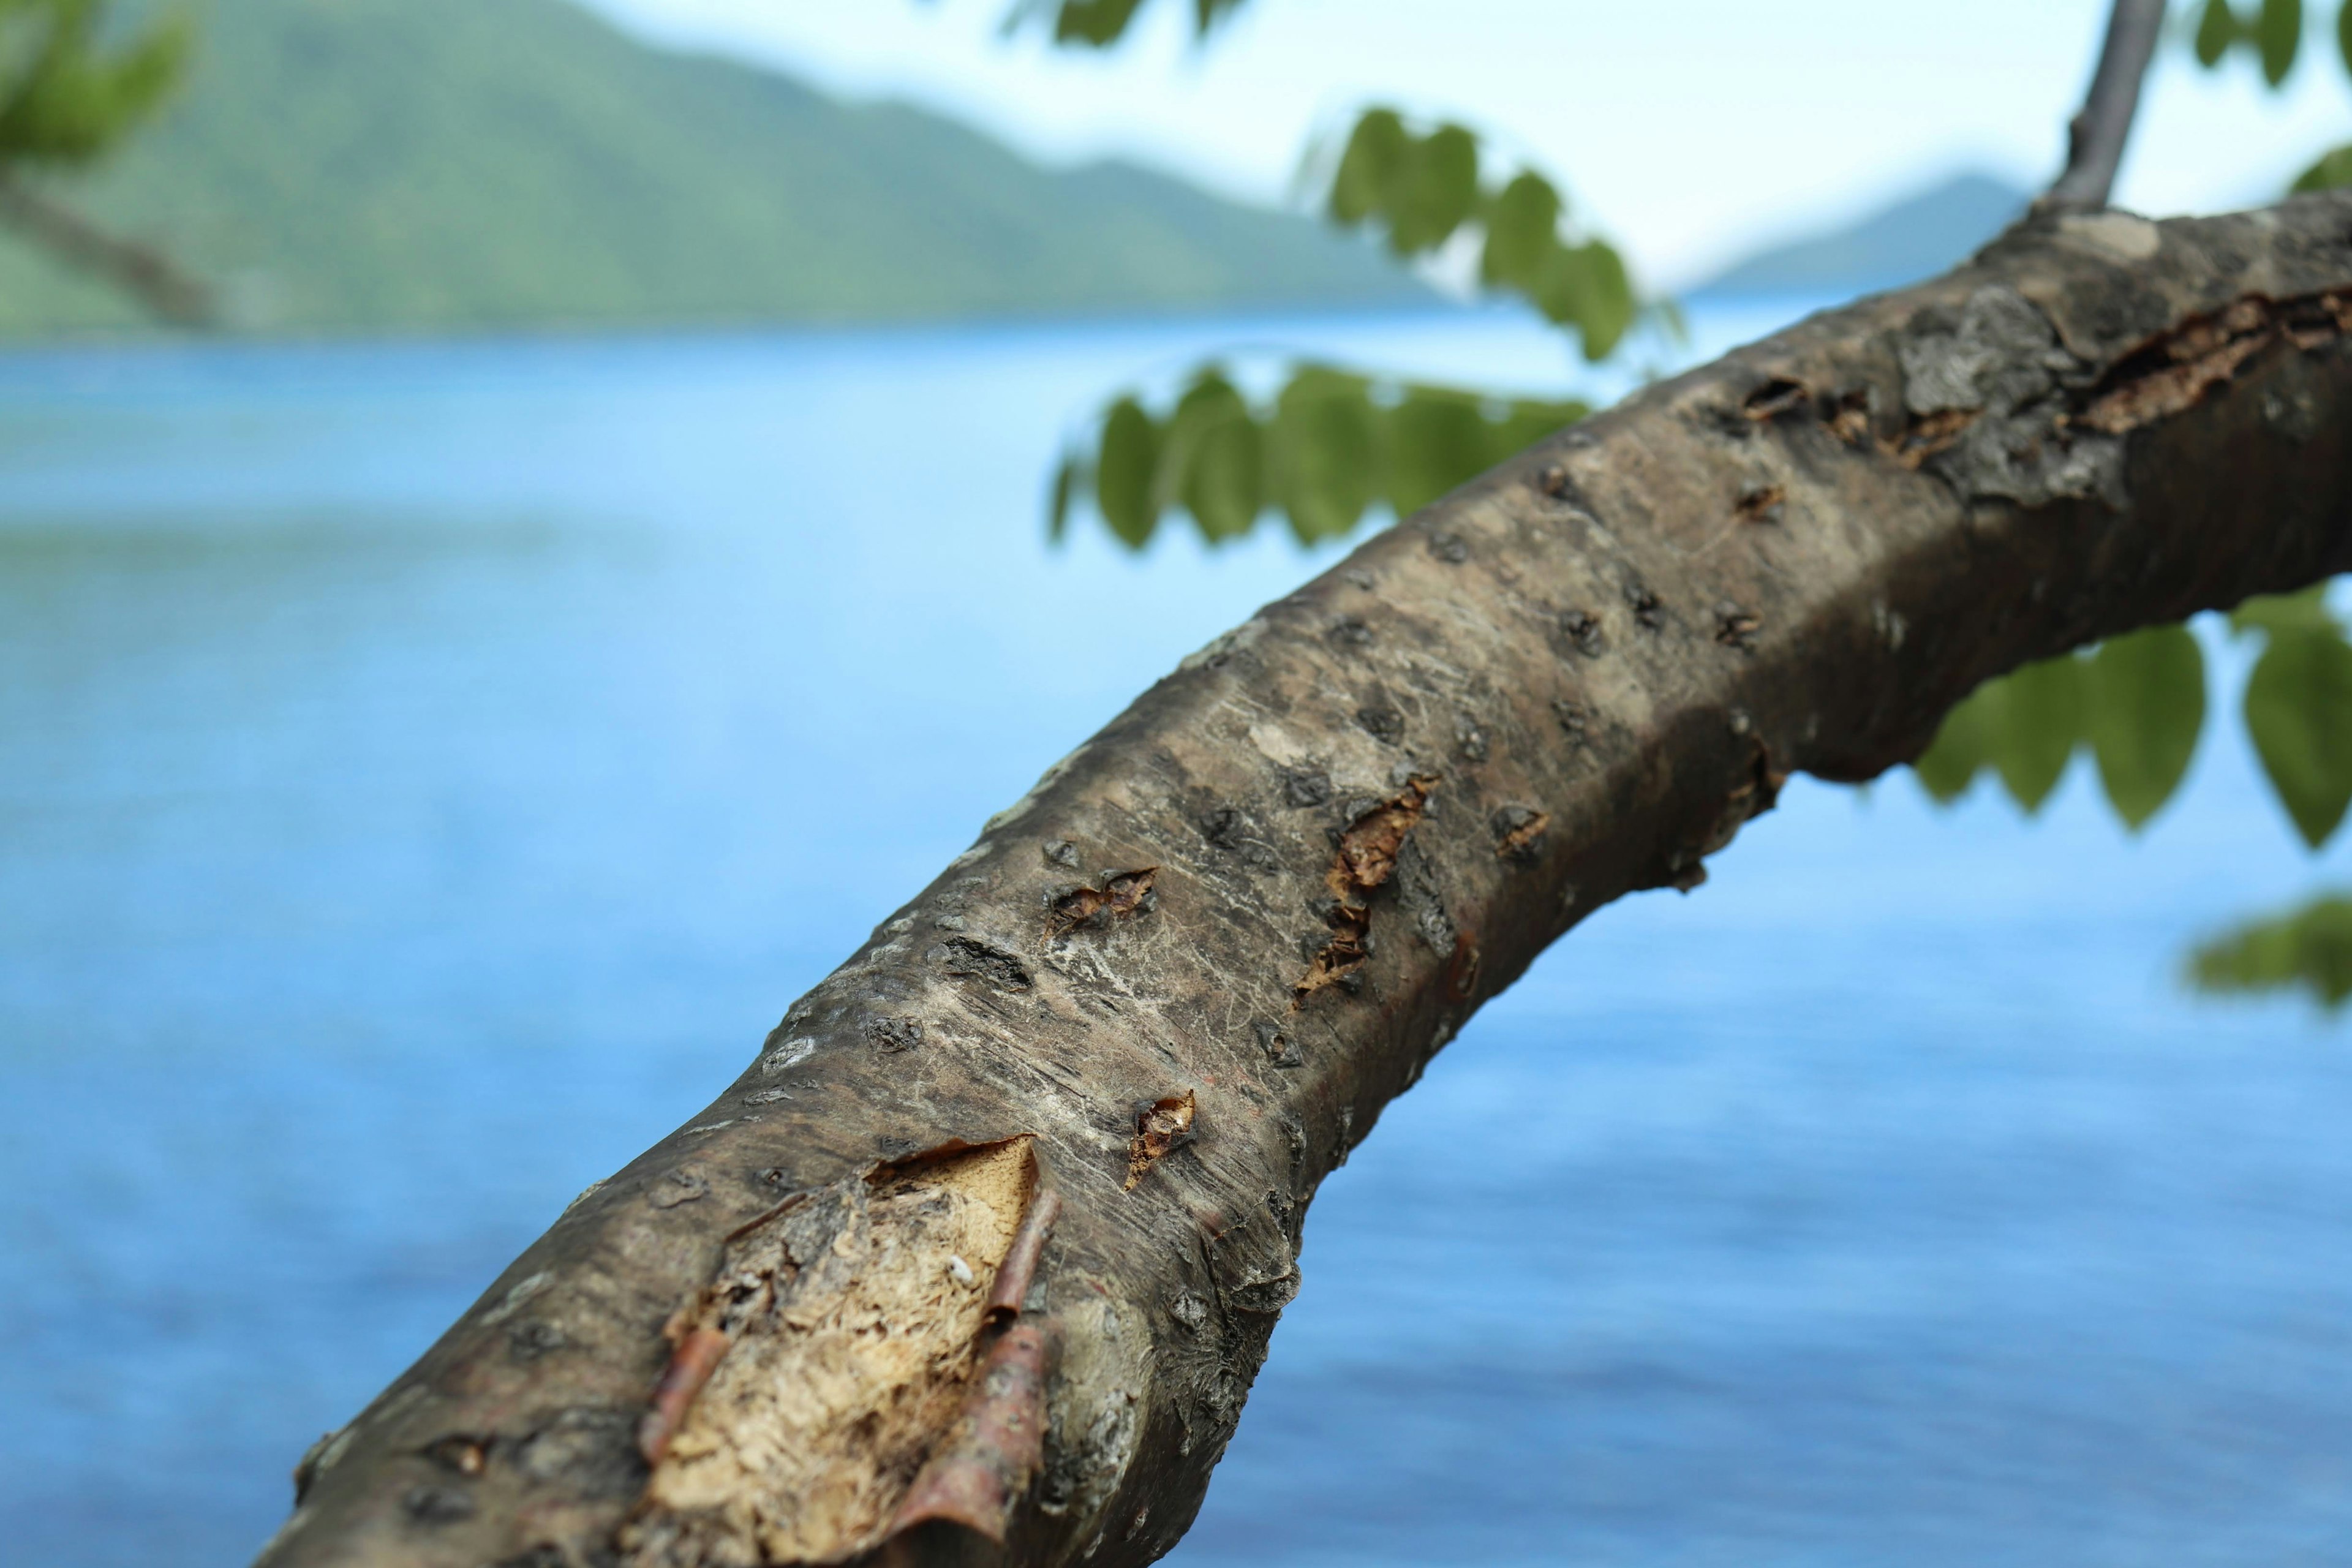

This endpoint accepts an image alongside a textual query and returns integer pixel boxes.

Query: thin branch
[2040,0,2169,212]
[0,169,214,327]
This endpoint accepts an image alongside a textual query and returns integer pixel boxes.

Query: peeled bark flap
[260,194,2352,1568]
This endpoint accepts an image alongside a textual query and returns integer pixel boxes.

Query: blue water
[4,304,2351,1568]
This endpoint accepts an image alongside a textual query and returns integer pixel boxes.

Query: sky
[578,0,2352,290]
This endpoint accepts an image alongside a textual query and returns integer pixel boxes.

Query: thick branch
[0,168,214,326]
[259,193,2352,1568]
[2040,0,2167,212]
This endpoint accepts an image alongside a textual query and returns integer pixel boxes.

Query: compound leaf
[1385,386,1493,518]
[1990,654,2085,813]
[1329,108,1408,227]
[1914,682,1999,802]
[1480,172,1562,291]
[1095,396,1161,548]
[1534,240,1637,360]
[2294,143,2352,191]
[2087,624,2206,829]
[2259,0,2302,83]
[1047,451,1081,543]
[1385,123,1480,254]
[1167,372,1261,543]
[1052,0,1148,48]
[2189,894,2352,1008]
[1270,366,1379,544]
[2233,582,2342,637]
[2244,625,2352,847]
[2195,0,2241,66]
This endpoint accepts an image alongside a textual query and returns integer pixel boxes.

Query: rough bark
[260,193,2352,1568]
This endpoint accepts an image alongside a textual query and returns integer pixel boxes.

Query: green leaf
[1191,0,1247,37]
[1480,172,1562,291]
[2259,0,2302,83]
[1533,240,1637,361]
[1329,108,1408,227]
[1913,682,1998,802]
[1385,387,1494,518]
[1385,123,1480,255]
[0,0,193,167]
[2188,894,2352,1008]
[1270,366,1379,544]
[1047,451,1080,543]
[2340,0,2352,80]
[1095,396,1161,549]
[1053,0,1148,47]
[2244,626,2352,846]
[2087,624,2206,829]
[2292,143,2352,191]
[2195,0,2241,66]
[1166,372,1261,543]
[1989,654,2085,812]
[1572,241,1637,360]
[2231,582,2341,638]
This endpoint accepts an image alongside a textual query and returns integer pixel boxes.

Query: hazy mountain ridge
[0,0,1423,336]
[1692,172,2031,297]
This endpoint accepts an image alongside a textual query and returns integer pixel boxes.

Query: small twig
[0,168,216,326]
[2040,0,2169,213]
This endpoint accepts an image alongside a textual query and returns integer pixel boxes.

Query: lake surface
[5,301,2351,1568]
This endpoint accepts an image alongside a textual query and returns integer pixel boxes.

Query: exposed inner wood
[623,1139,1036,1567]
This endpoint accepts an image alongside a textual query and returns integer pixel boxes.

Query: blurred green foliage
[2190,895,2352,1008]
[0,0,1423,333]
[0,0,189,171]
[1916,590,2352,846]
[1050,364,1586,548]
[1051,105,1638,550]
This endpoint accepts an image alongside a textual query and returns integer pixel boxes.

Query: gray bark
[2041,0,2167,213]
[260,192,2352,1568]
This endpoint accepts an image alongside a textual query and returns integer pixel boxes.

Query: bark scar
[2071,294,2316,435]
[881,1193,1063,1553]
[1124,1093,1197,1191]
[1049,868,1158,938]
[620,1138,1053,1567]
[1294,775,1437,1001]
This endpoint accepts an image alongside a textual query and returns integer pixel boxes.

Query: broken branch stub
[258,195,2352,1568]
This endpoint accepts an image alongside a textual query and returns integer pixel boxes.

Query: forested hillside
[0,0,1421,334]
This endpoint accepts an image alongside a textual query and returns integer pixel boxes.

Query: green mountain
[1693,172,2030,296]
[0,0,1423,336]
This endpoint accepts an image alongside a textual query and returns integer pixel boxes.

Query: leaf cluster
[1052,108,1645,551]
[1913,624,2207,828]
[2190,0,2316,85]
[0,0,190,170]
[2190,895,2352,1009]
[1325,107,1637,363]
[1052,365,1587,549]
[1915,585,2352,850]
[1012,0,1245,48]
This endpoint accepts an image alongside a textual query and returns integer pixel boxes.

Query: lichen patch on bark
[621,1139,1039,1567]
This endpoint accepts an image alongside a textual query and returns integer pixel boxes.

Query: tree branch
[0,169,214,327]
[2040,0,2168,213]
[257,192,2352,1568]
